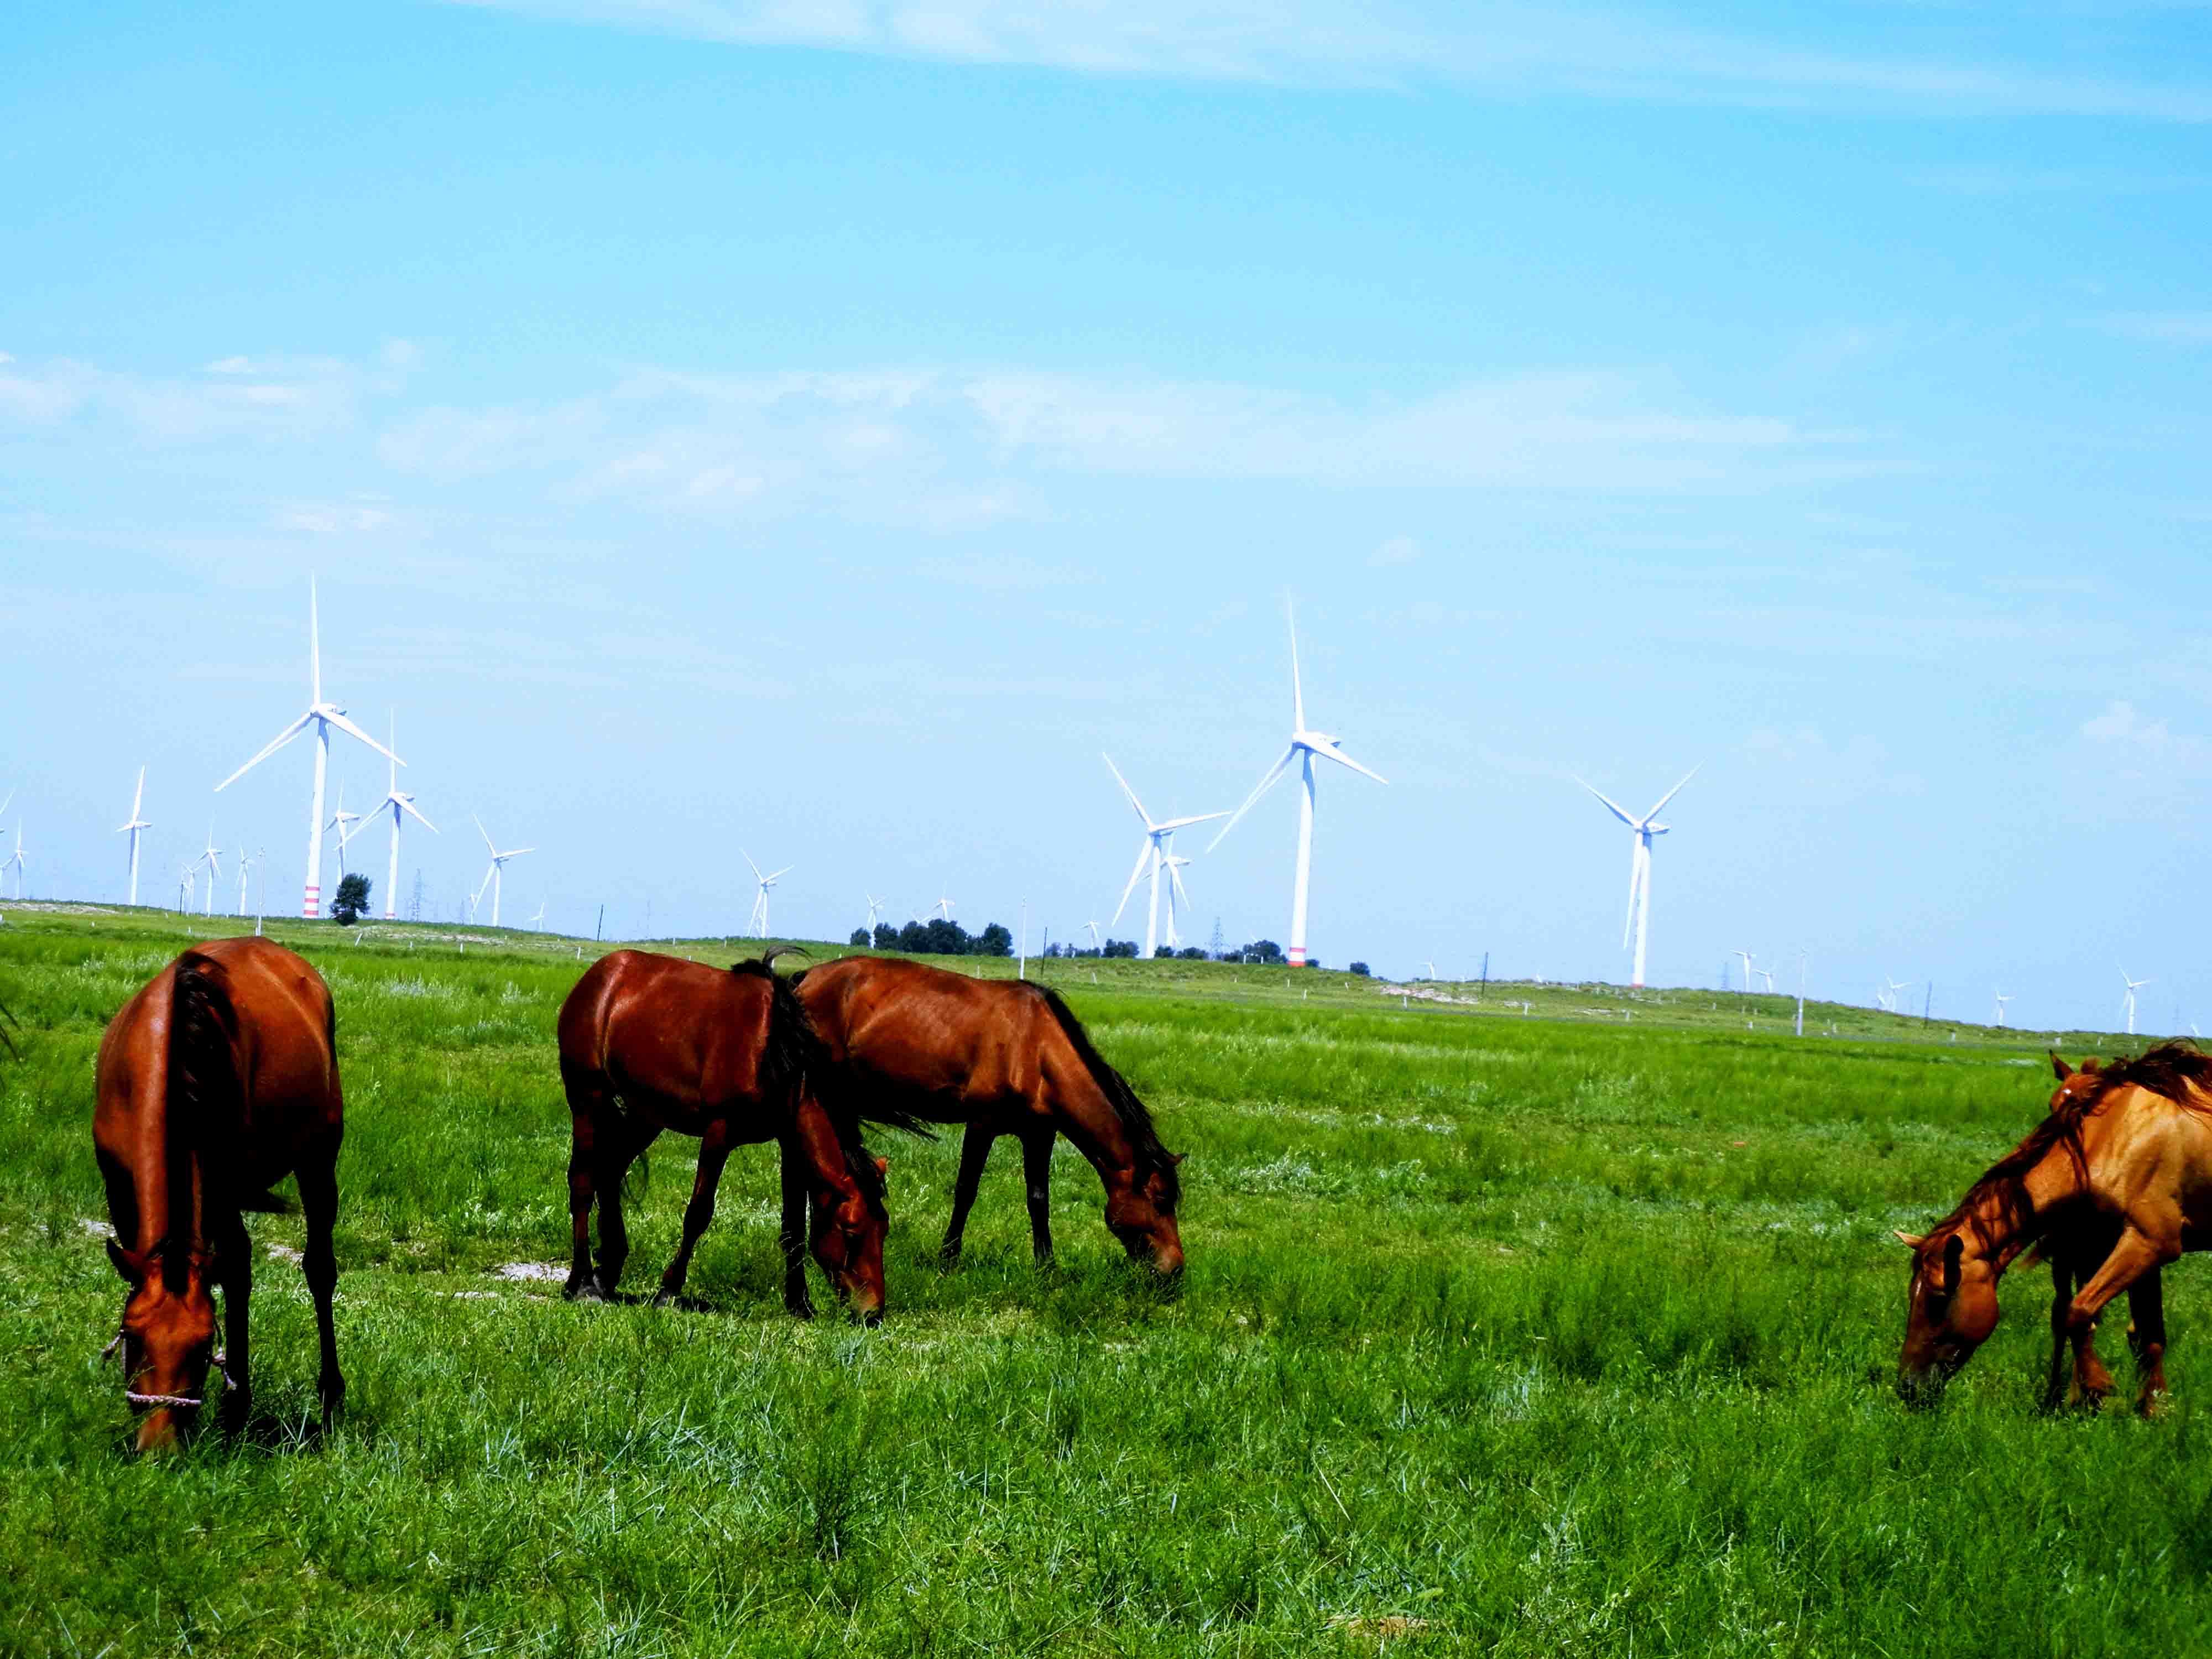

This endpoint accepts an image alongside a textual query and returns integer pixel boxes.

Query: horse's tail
[165,951,243,1287]
[1034,985,1180,1206]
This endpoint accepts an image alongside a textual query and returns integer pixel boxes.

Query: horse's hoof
[786,1300,817,1321]
[651,1290,679,1310]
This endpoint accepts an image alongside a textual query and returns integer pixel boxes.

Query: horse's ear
[1892,1230,1924,1250]
[873,1155,889,1176]
[106,1238,142,1282]
[2051,1054,2073,1081]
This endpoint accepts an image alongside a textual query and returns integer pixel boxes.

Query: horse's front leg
[2128,1269,2169,1417]
[217,1215,253,1436]
[657,1121,734,1307]
[2069,1227,2179,1408]
[298,1150,345,1432]
[2042,1257,2077,1413]
[1020,1128,1056,1266]
[593,1121,653,1298]
[778,1135,816,1319]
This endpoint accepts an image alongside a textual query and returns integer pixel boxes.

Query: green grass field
[3,904,2205,1657]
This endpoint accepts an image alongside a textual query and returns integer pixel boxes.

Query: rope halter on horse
[100,1331,234,1410]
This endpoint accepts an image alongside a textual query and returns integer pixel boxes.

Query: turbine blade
[504,847,535,859]
[323,708,403,765]
[1101,753,1152,827]
[1313,742,1387,785]
[1207,744,1298,852]
[743,848,764,881]
[475,815,498,855]
[1575,776,1638,828]
[1155,810,1228,832]
[1110,838,1153,925]
[400,798,439,832]
[131,765,145,819]
[215,710,316,791]
[310,576,321,706]
[1642,764,1702,823]
[1287,601,1306,734]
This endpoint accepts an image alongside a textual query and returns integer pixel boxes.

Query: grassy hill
[2,904,2202,1656]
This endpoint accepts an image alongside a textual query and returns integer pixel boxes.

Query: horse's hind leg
[562,1070,608,1300]
[2128,1269,2169,1417]
[778,1135,817,1319]
[657,1121,734,1308]
[216,1211,253,1435]
[298,1147,345,1432]
[1021,1128,1056,1266]
[940,1123,997,1265]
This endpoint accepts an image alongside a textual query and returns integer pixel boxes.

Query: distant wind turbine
[234,847,252,917]
[864,893,886,933]
[1733,948,1754,994]
[470,816,534,928]
[117,766,152,906]
[1421,958,1438,982]
[1084,919,1103,950]
[529,898,546,931]
[1211,603,1386,967]
[324,782,363,879]
[744,851,791,940]
[1881,978,1911,1014]
[2122,971,2151,1036]
[215,578,402,920]
[2,818,24,900]
[1577,766,1699,989]
[1104,754,1225,961]
[935,893,956,922]
[356,712,436,920]
[1993,991,2012,1028]
[195,825,223,916]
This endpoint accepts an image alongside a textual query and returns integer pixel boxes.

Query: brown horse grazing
[556,950,916,1323]
[791,956,1185,1274]
[93,938,345,1453]
[1894,1046,2212,1413]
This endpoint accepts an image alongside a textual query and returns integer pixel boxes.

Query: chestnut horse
[1895,1046,2212,1413]
[557,950,917,1323]
[792,956,1185,1274]
[93,938,345,1452]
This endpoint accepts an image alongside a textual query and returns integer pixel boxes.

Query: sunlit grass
[2,905,2204,1656]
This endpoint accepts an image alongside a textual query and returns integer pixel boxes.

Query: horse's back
[799,956,1050,1112]
[561,948,774,1114]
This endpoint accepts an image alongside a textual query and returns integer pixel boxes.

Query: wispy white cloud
[375,363,1845,523]
[444,0,2212,121]
[0,350,416,442]
[2079,698,2212,778]
[2095,310,2212,343]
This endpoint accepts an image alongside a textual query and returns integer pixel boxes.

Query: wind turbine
[1211,604,1386,967]
[234,848,251,917]
[470,816,534,928]
[2122,971,2151,1036]
[1157,852,1197,949]
[324,781,363,878]
[215,578,402,920]
[358,713,436,920]
[1084,919,1103,951]
[1757,968,1777,994]
[744,851,791,940]
[2,819,24,900]
[1994,991,2012,1028]
[528,899,546,931]
[864,893,886,934]
[178,859,196,915]
[117,766,152,906]
[1421,958,1439,982]
[1881,978,1911,1014]
[195,825,223,916]
[1104,754,1225,961]
[935,893,956,922]
[1576,766,1698,989]
[1733,949,1754,994]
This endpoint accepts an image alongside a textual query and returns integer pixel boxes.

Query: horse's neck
[1978,1145,2091,1271]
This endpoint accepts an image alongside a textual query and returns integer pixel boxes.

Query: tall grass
[2,907,2203,1655]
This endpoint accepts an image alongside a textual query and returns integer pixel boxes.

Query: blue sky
[4,1,2209,1031]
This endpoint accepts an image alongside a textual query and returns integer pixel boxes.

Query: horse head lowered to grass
[93,938,346,1453]
[1896,1045,2212,1414]
[792,956,1185,1275]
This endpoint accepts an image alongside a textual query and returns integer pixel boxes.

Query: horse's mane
[1936,1041,2212,1246]
[164,951,242,1283]
[1032,985,1181,1209]
[731,956,928,1219]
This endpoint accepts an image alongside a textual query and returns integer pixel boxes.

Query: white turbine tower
[234,847,252,917]
[935,893,956,922]
[195,825,223,917]
[1994,991,2012,1028]
[1158,852,1197,948]
[744,851,791,940]
[359,712,436,920]
[1733,948,1754,994]
[529,899,546,931]
[2122,971,2151,1036]
[1881,978,1911,1014]
[118,766,152,906]
[216,579,402,920]
[865,893,886,934]
[1576,767,1699,990]
[1084,919,1104,951]
[1211,605,1386,967]
[3,818,24,899]
[1421,958,1439,981]
[1104,754,1225,961]
[470,816,534,929]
